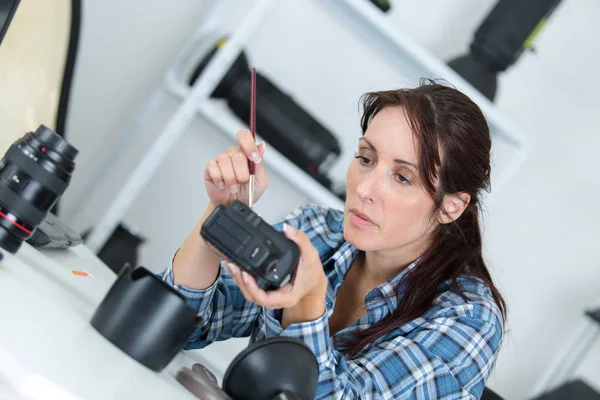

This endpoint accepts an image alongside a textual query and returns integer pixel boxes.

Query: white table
[0,242,212,400]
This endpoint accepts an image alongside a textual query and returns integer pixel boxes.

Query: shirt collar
[366,259,419,311]
[325,241,358,278]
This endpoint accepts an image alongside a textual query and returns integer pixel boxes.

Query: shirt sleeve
[273,306,502,399]
[156,205,308,349]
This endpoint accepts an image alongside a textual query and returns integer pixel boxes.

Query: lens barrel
[0,125,78,253]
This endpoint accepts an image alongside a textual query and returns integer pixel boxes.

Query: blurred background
[1,0,599,398]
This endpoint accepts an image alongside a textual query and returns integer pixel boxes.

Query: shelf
[161,12,346,211]
[164,0,530,202]
[321,0,529,149]
[160,24,346,211]
[82,0,531,253]
[82,0,277,253]
[195,100,346,211]
[320,0,531,199]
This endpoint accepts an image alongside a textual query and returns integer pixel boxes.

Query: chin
[343,219,378,251]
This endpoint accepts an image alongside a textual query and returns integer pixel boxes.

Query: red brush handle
[248,68,257,175]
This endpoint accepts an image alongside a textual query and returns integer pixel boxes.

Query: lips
[349,209,377,227]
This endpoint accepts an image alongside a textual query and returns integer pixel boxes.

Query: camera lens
[0,125,78,253]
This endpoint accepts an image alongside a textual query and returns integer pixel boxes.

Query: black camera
[200,201,300,291]
[0,125,78,253]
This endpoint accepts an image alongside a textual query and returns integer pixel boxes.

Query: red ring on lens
[0,210,33,234]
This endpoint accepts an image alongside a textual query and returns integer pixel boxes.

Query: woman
[159,80,506,399]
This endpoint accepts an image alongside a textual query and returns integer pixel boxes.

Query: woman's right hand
[204,130,268,207]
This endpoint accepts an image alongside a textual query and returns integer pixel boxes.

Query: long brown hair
[343,79,507,357]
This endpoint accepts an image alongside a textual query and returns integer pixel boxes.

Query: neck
[358,240,430,286]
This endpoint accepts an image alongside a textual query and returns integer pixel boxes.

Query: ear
[439,192,471,224]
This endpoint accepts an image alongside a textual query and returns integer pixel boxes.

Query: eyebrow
[359,137,418,169]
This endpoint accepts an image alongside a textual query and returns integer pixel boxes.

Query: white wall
[59,0,600,398]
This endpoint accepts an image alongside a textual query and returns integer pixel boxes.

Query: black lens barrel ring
[5,146,69,195]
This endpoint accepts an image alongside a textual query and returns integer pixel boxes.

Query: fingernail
[283,223,296,237]
[227,263,239,276]
[229,184,238,193]
[242,271,249,284]
[250,152,261,163]
[217,182,225,190]
[260,141,266,152]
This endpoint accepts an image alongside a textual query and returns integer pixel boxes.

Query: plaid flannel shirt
[159,204,504,399]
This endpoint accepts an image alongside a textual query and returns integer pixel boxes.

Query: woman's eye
[395,174,411,185]
[355,155,373,165]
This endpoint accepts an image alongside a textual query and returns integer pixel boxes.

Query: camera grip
[200,201,300,291]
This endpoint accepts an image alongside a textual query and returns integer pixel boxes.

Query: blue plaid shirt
[159,204,504,399]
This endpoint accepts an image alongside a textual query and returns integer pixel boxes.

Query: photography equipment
[55,0,82,138]
[26,211,82,248]
[0,0,81,217]
[52,0,83,217]
[369,0,391,13]
[0,0,20,47]
[200,200,300,291]
[177,337,319,400]
[90,264,198,372]
[188,38,342,195]
[447,0,562,101]
[0,124,78,254]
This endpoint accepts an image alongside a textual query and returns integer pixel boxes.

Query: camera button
[265,260,278,275]
[2,166,28,193]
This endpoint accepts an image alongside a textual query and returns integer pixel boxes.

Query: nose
[356,166,387,202]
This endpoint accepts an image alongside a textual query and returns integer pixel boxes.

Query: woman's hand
[225,224,328,316]
[204,130,268,207]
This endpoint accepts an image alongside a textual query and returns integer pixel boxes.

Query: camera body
[200,201,300,291]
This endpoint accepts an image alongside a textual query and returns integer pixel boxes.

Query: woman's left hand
[225,223,328,310]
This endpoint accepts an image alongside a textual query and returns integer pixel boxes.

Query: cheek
[381,193,434,237]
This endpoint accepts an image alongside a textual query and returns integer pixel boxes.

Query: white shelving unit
[81,0,530,254]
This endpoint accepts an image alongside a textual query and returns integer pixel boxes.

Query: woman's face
[344,106,437,254]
